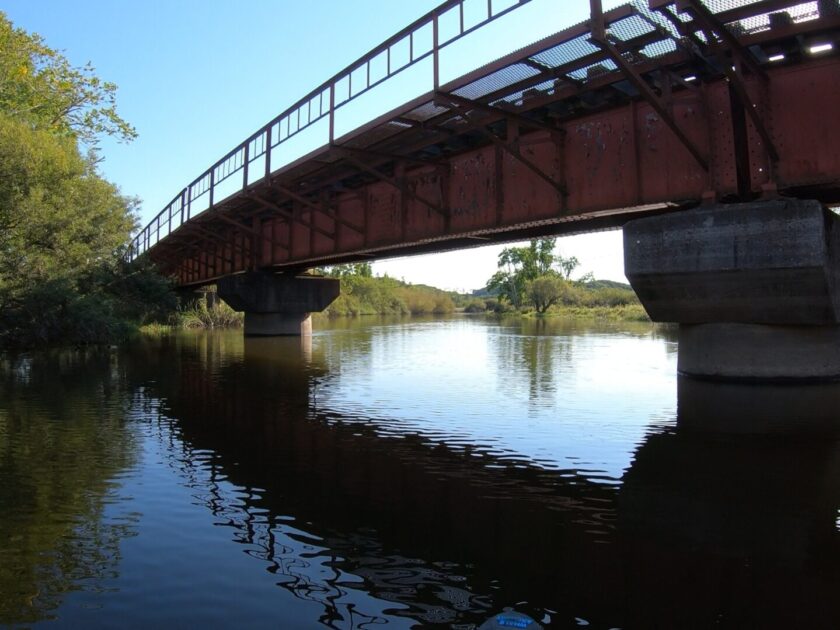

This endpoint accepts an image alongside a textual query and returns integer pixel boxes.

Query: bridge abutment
[625,199,840,381]
[217,272,339,336]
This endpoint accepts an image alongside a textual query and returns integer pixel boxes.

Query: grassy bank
[525,303,649,321]
[322,274,455,317]
[138,297,243,335]
[136,275,649,339]
[460,280,650,322]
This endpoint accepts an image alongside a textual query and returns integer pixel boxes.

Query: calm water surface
[2,316,840,628]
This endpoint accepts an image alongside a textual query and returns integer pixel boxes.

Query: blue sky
[3,0,627,291]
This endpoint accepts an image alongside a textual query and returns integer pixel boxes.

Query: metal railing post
[329,84,336,143]
[243,143,250,189]
[433,11,440,88]
[590,0,606,41]
[264,129,272,180]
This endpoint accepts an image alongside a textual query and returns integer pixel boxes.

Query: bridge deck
[132,0,840,287]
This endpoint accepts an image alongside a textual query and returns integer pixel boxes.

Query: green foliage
[325,274,406,316]
[0,113,174,347]
[395,285,455,315]
[486,238,581,307]
[0,12,136,146]
[319,262,373,278]
[525,274,570,313]
[482,238,643,319]
[463,298,487,313]
[318,266,455,317]
[558,255,581,280]
[177,297,243,330]
[581,286,638,308]
[0,16,177,348]
[138,322,172,336]
[547,304,650,322]
[0,258,176,348]
[487,238,554,307]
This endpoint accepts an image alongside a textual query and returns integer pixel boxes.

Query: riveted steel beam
[590,0,709,172]
[337,151,449,217]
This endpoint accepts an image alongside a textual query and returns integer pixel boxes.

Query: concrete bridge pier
[217,272,339,336]
[625,199,840,382]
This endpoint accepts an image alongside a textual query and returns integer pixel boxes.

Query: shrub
[463,299,486,313]
[177,298,242,329]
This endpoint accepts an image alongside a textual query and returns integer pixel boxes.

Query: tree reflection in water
[0,350,139,625]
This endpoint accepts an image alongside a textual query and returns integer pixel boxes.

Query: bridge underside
[137,1,840,384]
[140,2,840,287]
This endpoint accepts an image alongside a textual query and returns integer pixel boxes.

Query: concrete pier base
[625,198,840,382]
[217,272,339,337]
[244,312,313,336]
[678,323,840,381]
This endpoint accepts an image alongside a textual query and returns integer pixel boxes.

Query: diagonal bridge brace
[675,0,780,165]
[247,192,337,241]
[435,91,567,142]
[212,211,281,251]
[443,98,567,197]
[156,237,234,275]
[333,146,449,218]
[674,0,768,81]
[589,0,709,172]
[184,222,252,259]
[335,144,445,168]
[271,182,365,236]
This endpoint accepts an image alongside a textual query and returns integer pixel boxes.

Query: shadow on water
[621,426,840,628]
[620,376,840,627]
[125,328,840,628]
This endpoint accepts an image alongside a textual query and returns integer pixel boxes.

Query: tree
[486,238,557,307]
[0,116,134,280]
[525,274,568,313]
[0,12,136,147]
[557,254,580,280]
[0,15,174,347]
[321,262,373,278]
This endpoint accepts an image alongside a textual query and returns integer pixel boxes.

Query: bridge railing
[129,0,547,260]
[130,0,829,261]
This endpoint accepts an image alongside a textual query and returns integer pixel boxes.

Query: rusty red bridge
[133,0,840,383]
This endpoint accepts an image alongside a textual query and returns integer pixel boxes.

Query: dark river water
[2,316,840,629]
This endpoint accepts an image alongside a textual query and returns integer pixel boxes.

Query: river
[1,316,839,628]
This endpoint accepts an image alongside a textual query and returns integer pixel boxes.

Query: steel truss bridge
[131,0,840,287]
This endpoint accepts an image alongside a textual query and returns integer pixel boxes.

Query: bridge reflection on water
[2,320,840,627]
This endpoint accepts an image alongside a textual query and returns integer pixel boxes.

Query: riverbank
[503,303,649,322]
[138,299,243,336]
[136,276,649,338]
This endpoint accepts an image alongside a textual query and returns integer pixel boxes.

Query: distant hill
[581,279,633,291]
[471,286,500,298]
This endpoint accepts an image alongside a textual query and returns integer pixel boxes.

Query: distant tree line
[314,245,646,321]
[317,264,455,316]
[462,238,644,318]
